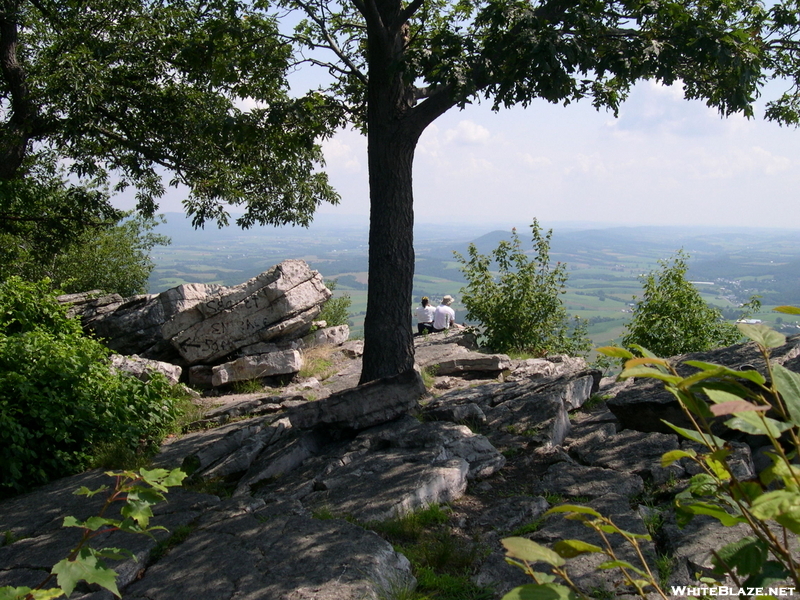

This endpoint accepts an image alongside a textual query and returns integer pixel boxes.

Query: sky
[114,79,800,232]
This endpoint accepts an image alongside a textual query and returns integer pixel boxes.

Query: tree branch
[358,0,390,49]
[293,0,368,84]
[393,0,424,34]
[408,83,456,132]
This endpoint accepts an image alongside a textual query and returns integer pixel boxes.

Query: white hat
[442,295,453,305]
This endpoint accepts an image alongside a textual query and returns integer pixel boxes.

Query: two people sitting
[415,295,463,334]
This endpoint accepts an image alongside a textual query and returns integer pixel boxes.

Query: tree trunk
[358,3,422,384]
[358,0,456,384]
[359,118,419,383]
[0,3,36,180]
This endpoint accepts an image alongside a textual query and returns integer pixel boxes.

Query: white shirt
[415,305,436,323]
[433,304,456,329]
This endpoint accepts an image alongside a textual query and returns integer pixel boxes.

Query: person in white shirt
[414,296,436,334]
[432,295,462,332]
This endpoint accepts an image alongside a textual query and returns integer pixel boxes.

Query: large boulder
[169,261,331,364]
[62,260,334,369]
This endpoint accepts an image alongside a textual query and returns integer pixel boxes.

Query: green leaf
[668,387,714,419]
[0,588,32,600]
[737,324,785,349]
[725,412,793,438]
[82,516,119,531]
[772,364,800,426]
[596,560,648,577]
[62,516,82,528]
[161,468,187,488]
[596,346,634,359]
[712,536,768,577]
[0,588,64,600]
[661,420,726,448]
[52,548,120,598]
[619,365,680,385]
[624,357,671,369]
[74,485,108,498]
[683,361,765,385]
[687,473,720,496]
[552,539,603,558]
[766,455,800,488]
[138,468,172,491]
[501,583,581,600]
[661,448,696,467]
[732,481,764,503]
[121,495,156,529]
[501,538,566,567]
[704,455,731,481]
[28,592,65,600]
[743,560,791,590]
[95,547,136,561]
[680,501,745,526]
[596,524,651,540]
[750,490,800,532]
[774,306,800,315]
[544,505,602,518]
[680,367,729,389]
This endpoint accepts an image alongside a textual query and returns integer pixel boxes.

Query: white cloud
[444,120,491,145]
[322,134,363,172]
[521,153,553,168]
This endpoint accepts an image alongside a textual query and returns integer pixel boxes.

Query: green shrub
[318,279,352,327]
[0,278,186,497]
[455,220,590,357]
[622,250,757,357]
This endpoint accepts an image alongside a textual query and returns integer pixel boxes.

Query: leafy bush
[622,250,757,357]
[1,175,169,297]
[0,278,186,497]
[455,220,590,357]
[318,279,352,327]
[502,314,800,599]
[50,213,170,297]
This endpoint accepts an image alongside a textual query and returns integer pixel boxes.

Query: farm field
[149,214,800,344]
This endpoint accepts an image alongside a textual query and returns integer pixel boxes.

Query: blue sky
[114,79,800,232]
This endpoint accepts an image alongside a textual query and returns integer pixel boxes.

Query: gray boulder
[211,349,303,387]
[287,368,425,431]
[110,354,183,385]
[63,261,332,370]
[123,499,415,600]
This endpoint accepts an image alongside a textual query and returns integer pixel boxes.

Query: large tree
[262,0,800,383]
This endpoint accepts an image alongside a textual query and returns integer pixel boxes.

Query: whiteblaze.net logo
[670,586,797,597]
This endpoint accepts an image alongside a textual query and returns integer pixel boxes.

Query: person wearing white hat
[432,295,462,332]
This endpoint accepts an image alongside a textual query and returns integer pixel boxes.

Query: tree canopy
[0,0,342,229]
[0,205,169,296]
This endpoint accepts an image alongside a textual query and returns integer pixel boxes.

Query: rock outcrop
[61,260,343,388]
[7,322,799,598]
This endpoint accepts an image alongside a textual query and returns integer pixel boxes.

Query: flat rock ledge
[6,336,800,599]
